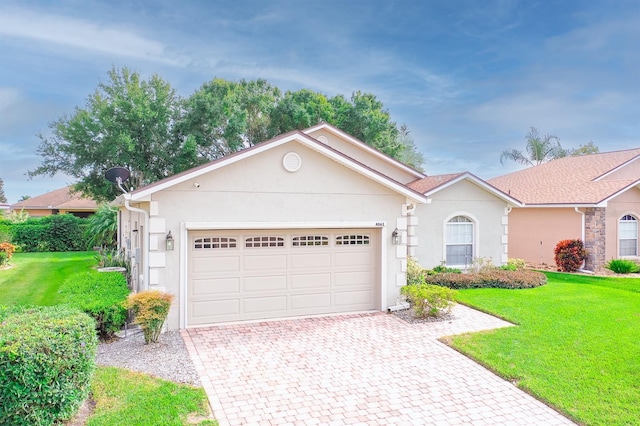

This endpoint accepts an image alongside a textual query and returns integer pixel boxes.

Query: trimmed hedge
[0,305,97,425]
[8,214,89,252]
[425,269,547,289]
[58,271,129,339]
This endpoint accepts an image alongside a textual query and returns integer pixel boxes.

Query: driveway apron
[182,305,575,425]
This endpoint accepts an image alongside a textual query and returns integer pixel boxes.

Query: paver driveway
[182,305,575,425]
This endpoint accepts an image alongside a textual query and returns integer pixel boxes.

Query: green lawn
[451,272,640,426]
[0,252,215,425]
[0,251,97,305]
[88,367,216,426]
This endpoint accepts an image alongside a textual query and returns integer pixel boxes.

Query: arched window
[619,215,638,256]
[446,215,474,266]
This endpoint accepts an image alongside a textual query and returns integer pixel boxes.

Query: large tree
[30,67,185,201]
[500,127,599,167]
[31,69,425,201]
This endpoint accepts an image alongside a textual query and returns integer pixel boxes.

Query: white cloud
[0,7,179,65]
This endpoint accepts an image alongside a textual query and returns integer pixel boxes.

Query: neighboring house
[115,124,517,330]
[489,148,640,272]
[0,204,9,214]
[10,186,98,218]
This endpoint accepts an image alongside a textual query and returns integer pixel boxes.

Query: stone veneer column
[584,207,606,272]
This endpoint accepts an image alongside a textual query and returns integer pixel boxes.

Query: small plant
[0,242,15,267]
[554,239,588,272]
[605,258,640,274]
[126,290,175,344]
[406,257,426,285]
[401,283,456,318]
[501,258,527,271]
[429,261,462,274]
[469,256,495,273]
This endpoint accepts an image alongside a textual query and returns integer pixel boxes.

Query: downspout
[123,194,150,290]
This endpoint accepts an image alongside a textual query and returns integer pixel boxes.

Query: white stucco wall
[413,179,509,269]
[124,140,412,329]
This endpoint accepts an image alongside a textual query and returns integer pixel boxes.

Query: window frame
[619,214,638,257]
[444,214,477,267]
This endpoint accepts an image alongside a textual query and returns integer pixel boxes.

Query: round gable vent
[282,152,302,172]
[317,135,329,143]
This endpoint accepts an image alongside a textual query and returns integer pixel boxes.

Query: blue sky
[0,0,638,203]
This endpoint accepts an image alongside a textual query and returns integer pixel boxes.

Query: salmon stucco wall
[507,208,582,267]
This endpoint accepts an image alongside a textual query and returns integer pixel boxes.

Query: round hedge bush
[0,305,98,425]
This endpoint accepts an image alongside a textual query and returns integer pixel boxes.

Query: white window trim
[619,213,639,258]
[442,212,479,268]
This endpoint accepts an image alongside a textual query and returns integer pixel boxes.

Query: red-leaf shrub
[554,239,588,272]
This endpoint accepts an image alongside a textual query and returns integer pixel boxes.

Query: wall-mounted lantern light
[391,228,401,245]
[166,231,174,251]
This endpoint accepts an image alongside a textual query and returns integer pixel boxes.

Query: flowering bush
[554,239,588,272]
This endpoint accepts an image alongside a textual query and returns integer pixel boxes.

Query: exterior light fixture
[392,228,401,245]
[166,231,174,251]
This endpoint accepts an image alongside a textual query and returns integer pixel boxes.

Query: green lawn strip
[451,273,640,426]
[0,251,97,305]
[88,367,216,426]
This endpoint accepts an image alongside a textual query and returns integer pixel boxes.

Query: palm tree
[500,127,567,166]
[85,204,118,249]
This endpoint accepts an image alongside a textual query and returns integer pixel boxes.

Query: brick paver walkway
[182,305,575,425]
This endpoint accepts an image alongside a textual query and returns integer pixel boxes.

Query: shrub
[9,214,89,252]
[501,258,527,271]
[0,251,7,267]
[126,291,175,344]
[406,256,427,286]
[605,258,640,274]
[468,256,495,273]
[0,305,98,425]
[554,239,588,272]
[428,261,462,275]
[401,283,456,318]
[425,269,547,289]
[85,205,118,249]
[58,271,129,339]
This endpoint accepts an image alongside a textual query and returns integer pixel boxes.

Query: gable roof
[302,122,426,179]
[488,148,640,206]
[408,172,522,205]
[11,186,98,211]
[127,130,427,204]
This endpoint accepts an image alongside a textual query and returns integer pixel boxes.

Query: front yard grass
[0,251,96,305]
[451,272,640,426]
[88,367,216,426]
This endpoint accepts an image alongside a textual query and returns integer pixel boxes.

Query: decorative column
[584,207,606,271]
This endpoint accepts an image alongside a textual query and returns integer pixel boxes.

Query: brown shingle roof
[407,173,465,193]
[11,186,98,210]
[488,148,640,205]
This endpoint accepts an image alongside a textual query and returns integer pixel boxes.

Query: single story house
[115,124,520,329]
[489,148,640,271]
[11,186,98,218]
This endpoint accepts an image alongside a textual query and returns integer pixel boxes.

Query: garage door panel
[291,273,331,289]
[191,277,240,295]
[334,289,373,307]
[192,299,240,317]
[243,295,288,313]
[244,275,287,292]
[334,270,372,287]
[290,292,332,310]
[290,253,331,269]
[334,251,373,267]
[192,256,240,273]
[188,229,379,326]
[244,254,287,270]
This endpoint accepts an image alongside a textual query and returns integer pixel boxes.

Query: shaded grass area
[451,272,640,426]
[0,251,96,305]
[88,367,216,426]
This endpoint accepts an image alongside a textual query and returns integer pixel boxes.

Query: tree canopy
[30,67,424,202]
[0,178,6,203]
[500,127,599,167]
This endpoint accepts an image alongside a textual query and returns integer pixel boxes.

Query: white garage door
[187,229,379,326]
